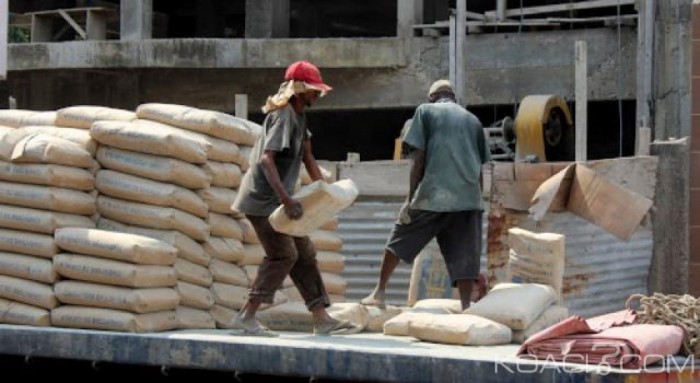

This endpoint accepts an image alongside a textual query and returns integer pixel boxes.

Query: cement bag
[310,230,343,252]
[176,305,216,329]
[364,305,403,333]
[20,111,58,127]
[97,196,210,241]
[209,259,248,286]
[0,162,94,190]
[408,314,512,346]
[176,281,214,309]
[96,218,210,267]
[0,182,95,215]
[508,228,565,301]
[0,252,57,283]
[0,229,57,258]
[239,219,259,244]
[54,254,177,288]
[322,272,346,295]
[317,251,345,274]
[383,312,444,336]
[10,134,94,168]
[465,283,557,330]
[91,120,210,164]
[0,275,57,309]
[96,170,208,217]
[19,126,97,154]
[97,147,210,189]
[320,217,339,231]
[234,146,253,171]
[210,304,237,329]
[240,244,265,265]
[208,213,243,240]
[55,228,177,265]
[0,298,50,326]
[203,237,244,263]
[0,205,94,234]
[412,299,463,314]
[407,240,459,306]
[245,265,293,288]
[51,306,177,333]
[174,259,213,287]
[135,103,255,144]
[511,305,569,344]
[0,110,39,127]
[299,165,334,185]
[55,281,179,313]
[198,187,237,214]
[211,282,249,310]
[56,106,136,128]
[258,302,368,333]
[202,161,241,188]
[269,180,358,236]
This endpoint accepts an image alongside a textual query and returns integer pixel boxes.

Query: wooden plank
[485,0,636,18]
[575,41,587,162]
[86,9,107,40]
[58,9,86,39]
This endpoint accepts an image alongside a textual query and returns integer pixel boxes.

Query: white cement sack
[54,253,177,288]
[197,187,237,214]
[508,228,565,302]
[204,237,244,263]
[245,265,293,288]
[321,272,346,295]
[0,275,57,309]
[239,244,265,265]
[55,281,179,313]
[91,120,211,164]
[0,252,57,283]
[239,219,259,244]
[269,180,358,237]
[208,213,243,240]
[0,205,94,234]
[210,304,237,329]
[316,251,345,274]
[96,218,210,267]
[97,196,210,241]
[0,229,57,258]
[175,259,213,287]
[97,147,210,189]
[234,146,253,171]
[21,112,58,127]
[10,133,95,168]
[51,306,177,332]
[0,298,50,326]
[512,305,569,344]
[364,305,402,333]
[0,161,94,190]
[55,228,177,265]
[176,305,216,329]
[258,302,368,333]
[407,240,459,307]
[412,299,463,314]
[0,110,40,128]
[465,283,557,330]
[320,217,339,231]
[210,282,249,310]
[176,281,215,309]
[202,161,241,188]
[383,312,443,336]
[56,106,136,129]
[96,170,208,217]
[209,259,248,286]
[0,182,96,215]
[18,126,97,154]
[310,230,343,252]
[408,313,512,346]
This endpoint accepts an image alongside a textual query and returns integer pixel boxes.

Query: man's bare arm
[408,149,426,203]
[260,150,302,219]
[302,139,324,182]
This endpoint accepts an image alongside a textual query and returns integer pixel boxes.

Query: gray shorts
[386,209,482,285]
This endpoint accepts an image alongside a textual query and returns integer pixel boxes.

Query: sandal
[314,319,362,336]
[230,325,279,338]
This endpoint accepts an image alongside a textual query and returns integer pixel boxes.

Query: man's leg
[360,249,400,308]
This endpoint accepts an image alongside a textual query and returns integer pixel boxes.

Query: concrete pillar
[245,0,290,38]
[689,1,700,296]
[397,0,423,38]
[120,0,152,41]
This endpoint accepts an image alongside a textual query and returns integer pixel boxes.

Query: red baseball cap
[284,61,332,93]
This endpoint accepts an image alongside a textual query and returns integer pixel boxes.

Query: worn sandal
[314,320,361,336]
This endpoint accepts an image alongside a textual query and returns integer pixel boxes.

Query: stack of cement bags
[52,228,179,332]
[0,114,97,327]
[0,110,58,128]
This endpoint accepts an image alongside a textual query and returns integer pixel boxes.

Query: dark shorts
[386,209,482,285]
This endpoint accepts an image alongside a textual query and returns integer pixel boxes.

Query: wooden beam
[486,0,636,18]
[575,41,587,162]
[58,9,87,39]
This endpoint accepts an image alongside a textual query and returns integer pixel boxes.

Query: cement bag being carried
[257,302,368,333]
[176,305,216,329]
[96,170,208,217]
[269,180,358,236]
[19,126,97,154]
[0,229,57,258]
[383,312,444,336]
[174,259,213,287]
[512,305,569,344]
[204,237,245,263]
[320,217,339,231]
[208,213,243,240]
[11,134,95,168]
[210,282,249,310]
[96,218,210,267]
[176,281,215,309]
[198,187,237,214]
[97,147,211,189]
[310,231,343,252]
[0,205,94,234]
[365,305,402,333]
[508,228,565,301]
[54,254,177,288]
[0,182,95,215]
[56,106,136,129]
[408,313,512,346]
[412,299,463,314]
[209,259,248,286]
[0,298,50,326]
[97,196,210,241]
[202,161,241,188]
[0,275,57,309]
[91,120,211,164]
[0,252,57,283]
[0,162,94,190]
[465,283,557,330]
[55,228,177,265]
[55,281,179,313]
[51,306,177,333]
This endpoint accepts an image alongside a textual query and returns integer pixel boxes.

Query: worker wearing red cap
[232,61,355,336]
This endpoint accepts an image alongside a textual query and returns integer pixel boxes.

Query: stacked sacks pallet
[0,110,97,327]
[52,228,179,332]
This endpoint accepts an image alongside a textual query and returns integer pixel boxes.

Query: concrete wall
[690,1,700,296]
